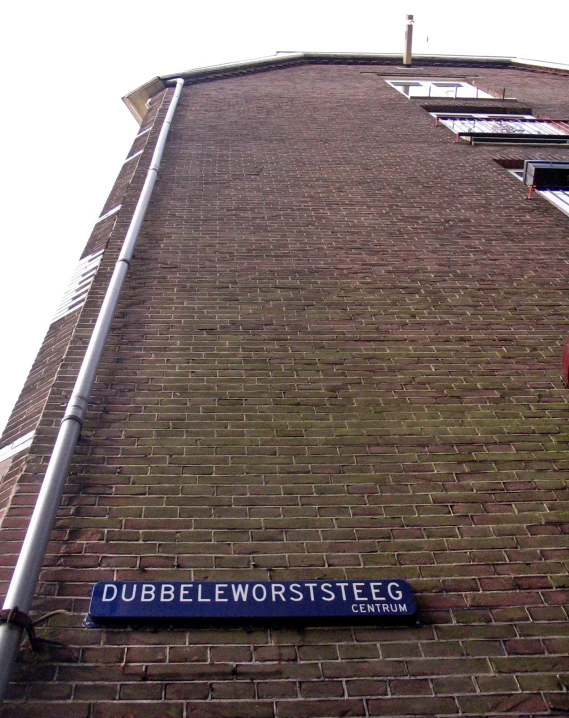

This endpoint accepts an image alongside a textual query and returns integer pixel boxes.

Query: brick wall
[1,63,568,717]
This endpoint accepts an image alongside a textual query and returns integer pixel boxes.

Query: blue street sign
[88,580,417,624]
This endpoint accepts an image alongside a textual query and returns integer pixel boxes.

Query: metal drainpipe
[0,77,185,704]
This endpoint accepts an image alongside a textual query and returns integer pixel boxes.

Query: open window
[505,160,569,218]
[387,80,493,99]
[433,113,569,145]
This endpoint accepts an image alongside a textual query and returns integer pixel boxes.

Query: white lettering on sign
[215,584,228,602]
[89,580,416,623]
[289,584,303,601]
[271,584,286,601]
[321,583,335,601]
[388,582,403,601]
[161,584,175,602]
[232,584,248,601]
[305,583,318,601]
[353,583,367,601]
[141,584,155,602]
[370,582,385,601]
[252,584,267,602]
[180,584,193,602]
[197,584,210,602]
[351,603,408,614]
[122,584,136,602]
[102,581,410,604]
[102,584,117,602]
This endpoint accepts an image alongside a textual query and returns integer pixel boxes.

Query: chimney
[403,14,414,66]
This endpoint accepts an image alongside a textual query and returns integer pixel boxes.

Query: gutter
[0,77,185,705]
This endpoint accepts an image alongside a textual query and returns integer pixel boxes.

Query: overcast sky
[1,0,568,435]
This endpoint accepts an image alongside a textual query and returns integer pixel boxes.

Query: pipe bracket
[63,396,89,426]
[0,608,38,651]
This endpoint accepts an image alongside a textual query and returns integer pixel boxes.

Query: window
[0,431,34,464]
[0,431,34,481]
[433,113,569,145]
[387,80,493,99]
[508,162,569,218]
[51,249,104,324]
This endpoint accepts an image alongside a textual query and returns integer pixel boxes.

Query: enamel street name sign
[88,580,417,624]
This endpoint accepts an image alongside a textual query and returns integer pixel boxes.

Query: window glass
[509,167,569,218]
[432,113,569,144]
[435,113,569,136]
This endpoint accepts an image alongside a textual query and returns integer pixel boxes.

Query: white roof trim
[123,51,569,124]
[164,52,303,80]
[512,57,569,72]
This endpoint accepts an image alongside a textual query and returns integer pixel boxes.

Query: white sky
[1,0,568,435]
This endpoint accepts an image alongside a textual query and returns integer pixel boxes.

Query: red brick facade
[1,59,568,717]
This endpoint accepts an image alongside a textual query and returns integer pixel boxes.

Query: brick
[211,681,256,699]
[118,683,163,700]
[381,641,422,659]
[322,659,407,679]
[389,678,432,696]
[463,640,505,656]
[420,640,464,658]
[338,644,379,660]
[345,679,388,697]
[210,645,252,663]
[517,674,565,691]
[504,638,546,655]
[368,697,458,715]
[125,646,168,663]
[254,646,297,662]
[27,683,73,700]
[92,702,183,718]
[491,656,568,673]
[456,693,548,714]
[475,674,519,692]
[1,704,90,718]
[276,699,366,717]
[545,693,569,712]
[431,676,476,695]
[81,647,125,664]
[300,680,344,698]
[258,680,298,699]
[165,683,210,700]
[73,684,118,701]
[187,702,274,718]
[297,645,338,661]
[407,658,491,676]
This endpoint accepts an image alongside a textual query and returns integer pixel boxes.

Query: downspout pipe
[0,77,185,704]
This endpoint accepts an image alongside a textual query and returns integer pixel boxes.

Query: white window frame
[51,249,105,324]
[386,79,493,100]
[431,112,569,144]
[509,168,569,219]
[0,431,34,463]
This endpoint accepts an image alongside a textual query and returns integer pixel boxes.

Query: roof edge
[512,57,569,72]
[161,52,304,82]
[122,52,569,124]
[122,77,167,124]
